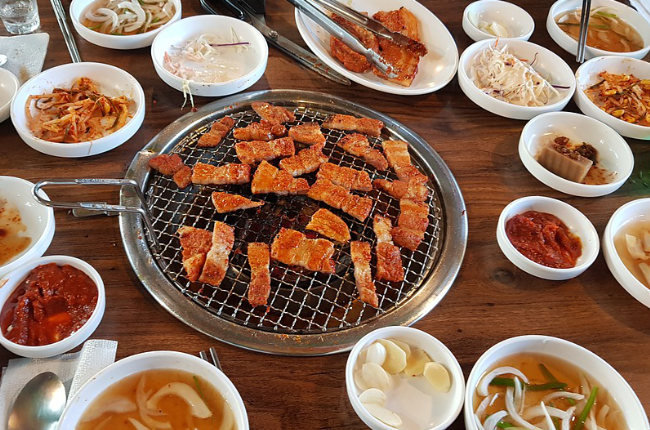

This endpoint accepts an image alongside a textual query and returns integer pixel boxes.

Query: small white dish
[496,196,599,280]
[151,15,268,97]
[70,0,182,50]
[58,350,249,429]
[0,255,105,358]
[603,198,650,308]
[345,326,465,430]
[464,335,649,430]
[295,0,458,95]
[547,0,650,60]
[458,39,575,120]
[519,111,634,197]
[0,68,19,122]
[575,56,650,140]
[0,176,54,278]
[10,62,145,158]
[462,0,535,42]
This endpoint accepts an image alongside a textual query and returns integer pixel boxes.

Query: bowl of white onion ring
[70,0,182,50]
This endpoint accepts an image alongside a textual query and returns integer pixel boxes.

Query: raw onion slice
[475,393,499,420]
[505,386,542,430]
[474,413,486,430]
[146,382,212,419]
[561,406,576,430]
[514,376,524,414]
[597,404,610,426]
[539,402,555,430]
[477,366,529,396]
[483,410,508,430]
[80,396,136,422]
[522,404,571,421]
[542,391,585,403]
[127,418,150,430]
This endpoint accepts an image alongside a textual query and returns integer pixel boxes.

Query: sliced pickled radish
[626,234,649,260]
[358,388,386,405]
[362,362,391,390]
[403,347,431,376]
[639,262,650,286]
[377,339,407,374]
[366,342,387,366]
[389,338,411,359]
[643,231,650,253]
[424,362,452,392]
[363,403,403,428]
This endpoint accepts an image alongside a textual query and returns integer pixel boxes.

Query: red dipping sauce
[505,211,582,269]
[0,263,97,346]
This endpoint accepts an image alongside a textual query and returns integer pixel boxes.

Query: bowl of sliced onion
[70,0,182,50]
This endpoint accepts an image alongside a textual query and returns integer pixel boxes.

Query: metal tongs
[32,178,160,252]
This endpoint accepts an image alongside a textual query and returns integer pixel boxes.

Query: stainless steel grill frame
[119,90,466,355]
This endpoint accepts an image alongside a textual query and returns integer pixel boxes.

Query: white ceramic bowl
[603,198,650,308]
[295,0,459,96]
[496,196,599,280]
[10,62,145,157]
[0,255,105,358]
[547,0,650,60]
[519,112,634,197]
[151,15,268,97]
[58,350,249,429]
[345,326,465,430]
[462,0,534,42]
[464,335,649,430]
[575,56,650,140]
[70,0,182,50]
[0,68,19,123]
[0,176,54,278]
[458,39,575,120]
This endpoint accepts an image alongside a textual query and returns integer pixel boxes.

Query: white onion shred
[474,413,487,430]
[541,391,585,403]
[505,386,542,430]
[127,418,151,430]
[522,404,571,421]
[562,406,576,430]
[513,376,524,414]
[539,402,555,430]
[477,366,529,396]
[84,0,174,34]
[80,396,137,422]
[483,410,508,430]
[597,404,610,427]
[476,393,499,420]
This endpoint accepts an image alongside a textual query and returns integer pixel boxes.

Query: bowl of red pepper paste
[0,255,104,358]
[496,196,600,280]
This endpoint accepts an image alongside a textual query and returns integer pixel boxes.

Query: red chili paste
[0,263,97,346]
[505,211,582,269]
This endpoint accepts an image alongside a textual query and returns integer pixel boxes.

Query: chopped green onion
[152,16,160,23]
[489,377,567,391]
[557,22,611,30]
[567,397,577,406]
[193,375,205,401]
[539,363,558,382]
[574,386,598,430]
[497,421,514,428]
[595,10,617,18]
[552,416,561,430]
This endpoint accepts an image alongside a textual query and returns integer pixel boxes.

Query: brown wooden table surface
[2,0,649,428]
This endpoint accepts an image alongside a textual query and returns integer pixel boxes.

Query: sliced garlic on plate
[389,338,411,359]
[358,388,386,405]
[354,369,369,391]
[378,339,407,374]
[362,362,391,390]
[363,403,403,428]
[366,342,387,366]
[404,347,431,376]
[424,361,452,392]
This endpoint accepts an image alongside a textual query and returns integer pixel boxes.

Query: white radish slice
[365,342,387,366]
[505,386,542,430]
[643,231,650,253]
[483,410,508,430]
[389,339,411,358]
[363,403,402,428]
[477,366,529,396]
[358,388,386,406]
[403,347,431,376]
[361,362,391,390]
[626,234,649,260]
[542,391,585,403]
[354,370,369,391]
[378,339,407,374]
[423,362,451,392]
[146,382,212,419]
[639,262,650,286]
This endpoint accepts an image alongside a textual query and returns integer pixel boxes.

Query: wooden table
[2,1,649,428]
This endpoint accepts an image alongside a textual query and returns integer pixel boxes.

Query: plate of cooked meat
[120,90,466,355]
[294,0,458,95]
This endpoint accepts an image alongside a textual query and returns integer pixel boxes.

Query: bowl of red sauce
[0,255,104,358]
[496,196,599,280]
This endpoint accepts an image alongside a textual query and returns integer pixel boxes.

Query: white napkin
[0,32,49,83]
[0,339,118,425]
[630,0,650,23]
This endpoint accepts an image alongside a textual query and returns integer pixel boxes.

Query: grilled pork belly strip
[337,133,388,171]
[307,179,372,222]
[288,122,326,147]
[392,199,429,251]
[279,146,328,176]
[251,160,310,195]
[198,221,235,287]
[373,215,404,282]
[350,241,378,307]
[322,114,384,137]
[211,192,264,213]
[235,137,295,164]
[270,228,336,273]
[191,163,251,185]
[173,165,192,189]
[306,208,351,243]
[177,226,212,282]
[373,178,428,202]
[316,162,372,192]
[149,153,192,189]
[233,120,287,141]
[251,102,295,124]
[381,140,427,183]
[197,116,235,148]
[247,242,271,307]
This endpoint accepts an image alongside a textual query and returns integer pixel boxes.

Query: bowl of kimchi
[10,62,145,158]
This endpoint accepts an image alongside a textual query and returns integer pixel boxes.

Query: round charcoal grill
[119,90,467,355]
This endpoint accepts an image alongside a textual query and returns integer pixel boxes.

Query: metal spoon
[6,372,67,430]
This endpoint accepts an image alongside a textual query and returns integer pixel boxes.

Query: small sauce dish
[462,0,534,42]
[0,68,19,123]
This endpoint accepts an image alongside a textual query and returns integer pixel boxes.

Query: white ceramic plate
[462,0,535,42]
[294,0,458,95]
[0,68,19,123]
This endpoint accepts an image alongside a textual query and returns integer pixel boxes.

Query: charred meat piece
[233,120,287,141]
[373,178,428,202]
[306,208,351,242]
[270,228,336,273]
[373,215,404,282]
[381,140,427,183]
[322,114,384,137]
[172,165,192,189]
[198,221,234,287]
[247,243,271,307]
[316,162,372,191]
[350,241,378,307]
[392,199,429,251]
[197,116,235,148]
[149,153,185,176]
[337,133,388,171]
[288,122,326,147]
[251,160,310,195]
[177,226,212,282]
[211,192,264,213]
[330,37,371,73]
[251,102,295,124]
[308,179,372,222]
[191,163,251,185]
[279,146,328,176]
[235,137,295,165]
[373,7,421,42]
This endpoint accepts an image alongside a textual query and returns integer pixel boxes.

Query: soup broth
[77,369,236,430]
[614,220,650,288]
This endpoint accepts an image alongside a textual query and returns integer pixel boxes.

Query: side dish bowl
[462,0,534,42]
[458,39,575,120]
[519,111,634,197]
[10,62,145,158]
[464,335,649,430]
[70,0,182,50]
[575,56,650,140]
[151,15,268,97]
[496,196,599,280]
[0,68,19,123]
[58,350,249,429]
[0,255,105,358]
[547,0,650,60]
[0,176,55,278]
[603,198,650,308]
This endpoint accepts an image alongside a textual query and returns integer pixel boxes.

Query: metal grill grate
[144,105,444,335]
